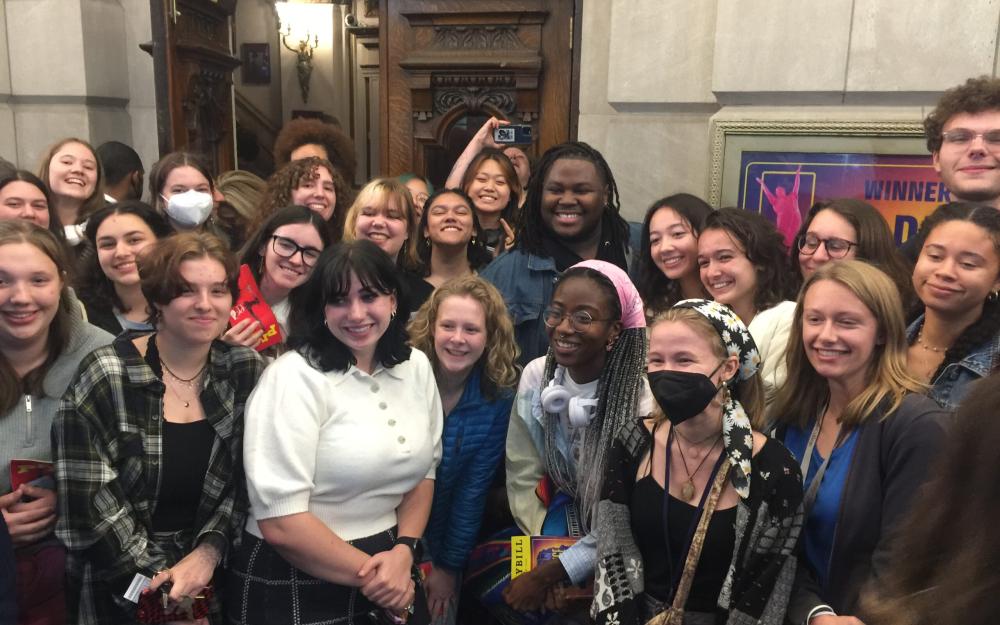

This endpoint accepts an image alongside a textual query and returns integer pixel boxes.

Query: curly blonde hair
[251,157,350,240]
[408,275,519,399]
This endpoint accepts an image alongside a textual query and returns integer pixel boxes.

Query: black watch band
[395,535,421,560]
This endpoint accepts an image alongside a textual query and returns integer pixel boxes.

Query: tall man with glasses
[902,76,1000,261]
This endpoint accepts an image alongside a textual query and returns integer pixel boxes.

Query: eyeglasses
[940,129,1000,148]
[542,307,611,332]
[797,234,857,258]
[270,235,321,267]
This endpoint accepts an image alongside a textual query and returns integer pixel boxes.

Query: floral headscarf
[672,299,762,498]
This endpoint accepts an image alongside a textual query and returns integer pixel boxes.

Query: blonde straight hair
[771,260,925,429]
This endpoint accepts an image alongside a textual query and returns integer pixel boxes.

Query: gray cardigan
[782,393,950,623]
[1,308,112,491]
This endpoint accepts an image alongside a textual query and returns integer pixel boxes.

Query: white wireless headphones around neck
[540,366,598,427]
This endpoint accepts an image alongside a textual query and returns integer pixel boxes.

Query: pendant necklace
[160,360,206,409]
[673,432,723,502]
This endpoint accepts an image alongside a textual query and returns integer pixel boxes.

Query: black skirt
[225,529,430,625]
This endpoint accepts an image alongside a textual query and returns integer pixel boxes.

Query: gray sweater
[1,309,112,492]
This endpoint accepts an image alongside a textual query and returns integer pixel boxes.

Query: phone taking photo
[493,125,533,145]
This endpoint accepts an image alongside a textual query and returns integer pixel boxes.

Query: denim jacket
[480,223,642,365]
[907,314,1000,410]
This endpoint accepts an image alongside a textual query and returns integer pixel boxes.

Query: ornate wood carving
[380,0,574,180]
[150,0,240,173]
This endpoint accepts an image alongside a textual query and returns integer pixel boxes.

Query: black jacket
[779,393,949,623]
[0,513,15,625]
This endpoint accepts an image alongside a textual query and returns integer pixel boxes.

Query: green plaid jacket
[53,334,262,625]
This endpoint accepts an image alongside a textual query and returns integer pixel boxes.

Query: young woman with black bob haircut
[416,188,493,290]
[791,198,914,309]
[636,193,712,318]
[229,239,442,625]
[771,260,948,625]
[77,201,172,335]
[906,202,1000,410]
[223,205,332,349]
[54,232,262,624]
[862,373,1000,625]
[592,300,803,624]
[697,207,797,404]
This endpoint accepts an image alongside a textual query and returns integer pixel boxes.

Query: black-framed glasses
[797,234,857,258]
[270,235,321,267]
[941,128,1000,147]
[542,307,611,332]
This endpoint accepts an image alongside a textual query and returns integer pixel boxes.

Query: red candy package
[230,264,283,351]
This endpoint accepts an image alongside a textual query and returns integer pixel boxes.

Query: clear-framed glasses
[542,307,610,332]
[270,235,321,267]
[940,128,1000,148]
[797,234,857,258]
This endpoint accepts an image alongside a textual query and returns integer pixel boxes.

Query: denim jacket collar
[906,314,997,378]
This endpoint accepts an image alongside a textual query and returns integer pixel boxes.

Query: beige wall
[0,0,156,180]
[578,0,999,221]
[234,0,284,128]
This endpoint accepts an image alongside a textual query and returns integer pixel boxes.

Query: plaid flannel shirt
[53,334,262,625]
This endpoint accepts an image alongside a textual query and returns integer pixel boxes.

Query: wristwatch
[394,535,422,560]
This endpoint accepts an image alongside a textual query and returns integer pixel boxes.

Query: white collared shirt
[243,349,443,541]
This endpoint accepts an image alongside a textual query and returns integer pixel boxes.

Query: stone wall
[578,0,1000,221]
[0,0,156,179]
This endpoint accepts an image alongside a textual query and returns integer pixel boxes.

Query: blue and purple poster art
[737,151,944,246]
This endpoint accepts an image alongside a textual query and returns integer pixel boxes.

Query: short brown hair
[924,76,1000,152]
[139,232,238,325]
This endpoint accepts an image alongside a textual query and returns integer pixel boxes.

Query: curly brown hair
[273,118,357,184]
[407,275,520,400]
[924,75,1000,152]
[251,157,350,241]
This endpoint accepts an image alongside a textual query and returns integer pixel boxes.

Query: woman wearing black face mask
[592,299,804,625]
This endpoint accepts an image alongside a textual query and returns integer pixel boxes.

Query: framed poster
[710,119,939,245]
[241,43,271,85]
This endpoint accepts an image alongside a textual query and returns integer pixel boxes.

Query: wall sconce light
[276,3,320,103]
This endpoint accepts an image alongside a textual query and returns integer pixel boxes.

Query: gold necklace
[162,365,205,409]
[673,433,722,501]
[916,329,948,353]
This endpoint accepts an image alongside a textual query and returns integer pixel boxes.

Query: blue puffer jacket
[424,366,515,571]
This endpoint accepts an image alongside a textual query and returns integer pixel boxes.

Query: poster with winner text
[737,151,943,247]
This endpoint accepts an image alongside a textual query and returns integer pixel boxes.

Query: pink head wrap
[571,260,646,329]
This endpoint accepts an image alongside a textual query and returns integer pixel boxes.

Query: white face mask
[162,190,213,228]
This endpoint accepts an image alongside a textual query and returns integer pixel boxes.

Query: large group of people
[1,76,999,625]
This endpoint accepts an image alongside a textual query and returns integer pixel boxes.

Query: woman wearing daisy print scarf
[592,299,804,625]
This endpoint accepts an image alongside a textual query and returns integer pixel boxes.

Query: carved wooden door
[149,0,241,173]
[379,0,577,185]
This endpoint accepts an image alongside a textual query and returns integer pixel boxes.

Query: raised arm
[444,117,509,189]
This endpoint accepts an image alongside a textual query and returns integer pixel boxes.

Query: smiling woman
[227,239,441,625]
[771,260,947,624]
[77,201,173,336]
[38,138,105,246]
[905,202,1000,409]
[227,205,332,351]
[416,188,493,290]
[0,220,112,624]
[55,232,262,625]
[252,157,350,241]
